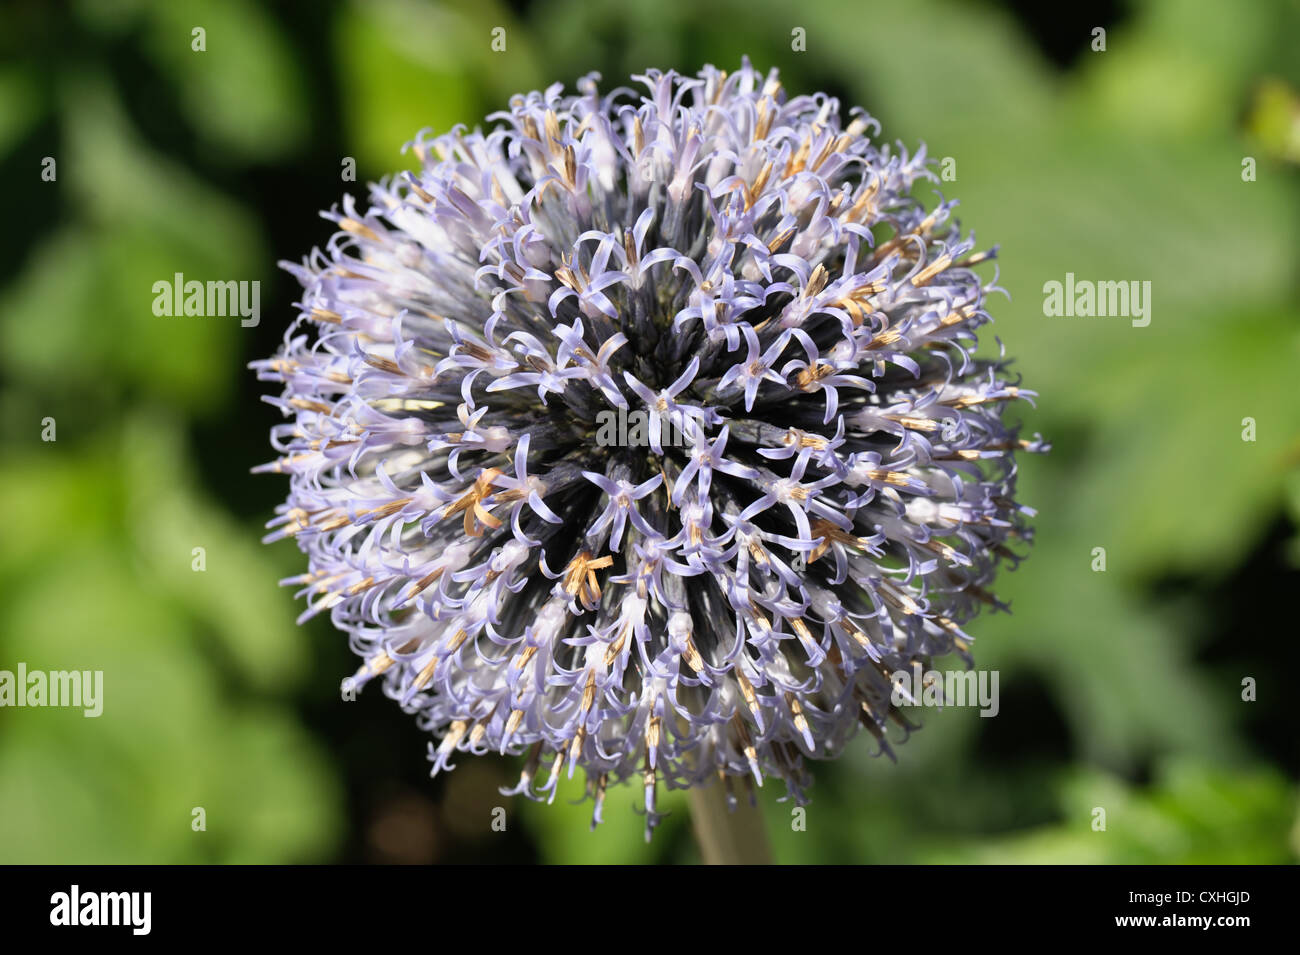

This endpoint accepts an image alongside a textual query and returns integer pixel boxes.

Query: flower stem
[689,780,772,865]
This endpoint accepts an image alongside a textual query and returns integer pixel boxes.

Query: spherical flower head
[254,60,1044,836]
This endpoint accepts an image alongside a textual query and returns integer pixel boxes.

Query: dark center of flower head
[253,60,1044,837]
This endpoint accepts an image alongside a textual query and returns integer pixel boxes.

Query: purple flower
[254,61,1044,837]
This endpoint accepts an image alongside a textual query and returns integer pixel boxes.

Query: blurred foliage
[1246,78,1300,165]
[0,0,1296,864]
[0,418,341,862]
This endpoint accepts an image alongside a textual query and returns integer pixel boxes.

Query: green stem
[689,780,772,865]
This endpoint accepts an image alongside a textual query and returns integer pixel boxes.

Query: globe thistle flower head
[254,60,1044,837]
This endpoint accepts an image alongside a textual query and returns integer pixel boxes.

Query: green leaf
[0,64,42,159]
[925,759,1298,864]
[0,424,341,863]
[333,0,544,179]
[0,75,265,413]
[140,0,307,162]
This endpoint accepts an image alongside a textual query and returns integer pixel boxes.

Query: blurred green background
[1,0,1298,864]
